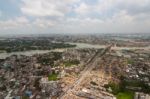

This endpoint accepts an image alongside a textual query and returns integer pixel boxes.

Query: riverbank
[0,42,149,59]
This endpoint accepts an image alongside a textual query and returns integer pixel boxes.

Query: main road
[59,46,111,99]
[59,43,150,98]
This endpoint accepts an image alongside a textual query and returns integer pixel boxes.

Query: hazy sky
[0,0,150,35]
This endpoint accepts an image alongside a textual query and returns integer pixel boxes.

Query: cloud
[0,16,57,30]
[21,0,79,17]
[33,18,56,28]
[74,0,150,19]
[0,17,29,29]
[0,10,2,17]
[75,3,92,15]
[99,0,150,13]
[0,0,150,34]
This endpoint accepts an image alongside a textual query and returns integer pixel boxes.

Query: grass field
[48,73,58,81]
[116,91,134,99]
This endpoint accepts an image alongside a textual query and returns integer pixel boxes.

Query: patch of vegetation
[104,82,120,95]
[22,96,28,99]
[104,76,150,99]
[104,82,134,99]
[116,91,134,99]
[0,39,76,53]
[121,80,150,93]
[127,59,134,64]
[48,73,58,81]
[37,52,62,66]
[63,59,80,67]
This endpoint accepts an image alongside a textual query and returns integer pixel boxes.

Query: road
[60,46,111,99]
[59,44,150,98]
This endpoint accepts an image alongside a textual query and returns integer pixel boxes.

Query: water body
[69,42,106,49]
[0,42,149,59]
[0,49,65,59]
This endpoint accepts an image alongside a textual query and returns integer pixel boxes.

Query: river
[0,42,149,59]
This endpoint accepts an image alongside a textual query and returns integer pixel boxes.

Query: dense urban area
[0,34,150,99]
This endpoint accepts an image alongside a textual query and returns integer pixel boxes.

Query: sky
[0,0,150,35]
